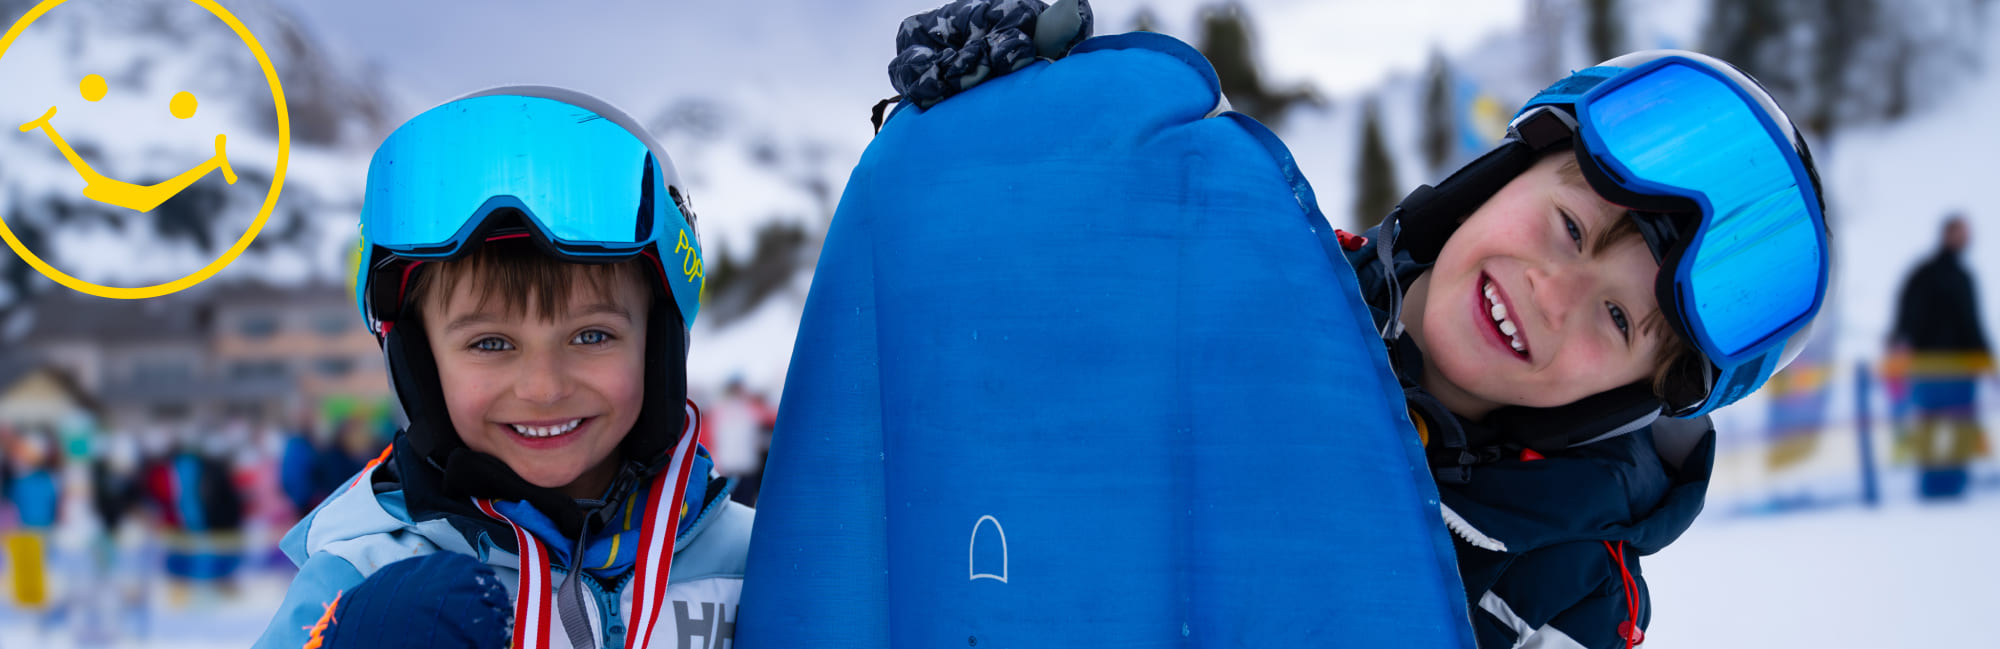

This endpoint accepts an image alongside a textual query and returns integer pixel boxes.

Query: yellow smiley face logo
[0,0,288,300]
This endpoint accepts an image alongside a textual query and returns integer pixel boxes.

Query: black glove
[888,0,1094,109]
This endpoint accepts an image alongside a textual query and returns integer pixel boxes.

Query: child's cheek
[438,362,499,440]
[610,355,647,416]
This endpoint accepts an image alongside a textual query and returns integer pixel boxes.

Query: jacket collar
[291,434,733,575]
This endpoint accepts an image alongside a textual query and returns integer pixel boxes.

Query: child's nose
[1528,262,1600,331]
[512,348,573,404]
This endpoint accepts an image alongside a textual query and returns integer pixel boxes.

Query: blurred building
[0,282,387,430]
[0,359,101,429]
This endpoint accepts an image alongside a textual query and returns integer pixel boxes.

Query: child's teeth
[509,419,583,438]
[1483,280,1525,355]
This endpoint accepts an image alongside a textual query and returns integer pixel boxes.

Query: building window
[223,400,266,420]
[239,313,280,339]
[228,360,289,381]
[316,357,354,378]
[132,360,193,385]
[316,313,350,337]
[150,403,190,421]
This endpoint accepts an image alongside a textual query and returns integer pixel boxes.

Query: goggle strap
[1375,219,1404,341]
[1507,106,1577,150]
[1687,348,1778,417]
[1519,66,1627,115]
[1627,211,1687,265]
[634,155,656,242]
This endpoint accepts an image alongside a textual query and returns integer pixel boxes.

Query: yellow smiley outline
[0,0,289,300]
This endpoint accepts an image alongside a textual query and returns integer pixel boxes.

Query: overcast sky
[269,0,1526,124]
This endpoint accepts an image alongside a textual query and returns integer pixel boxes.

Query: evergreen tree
[1815,0,1872,131]
[1703,0,1796,98]
[0,209,40,313]
[1524,0,1571,82]
[1420,49,1455,176]
[1195,2,1319,130]
[1353,98,1401,232]
[701,222,811,327]
[1131,6,1158,32]
[1703,0,1980,134]
[1583,0,1623,63]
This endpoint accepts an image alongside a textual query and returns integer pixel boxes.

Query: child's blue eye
[572,330,611,345]
[1607,302,1630,340]
[472,337,512,352]
[1563,213,1584,251]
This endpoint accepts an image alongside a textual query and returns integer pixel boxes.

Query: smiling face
[1401,152,1668,420]
[417,250,652,500]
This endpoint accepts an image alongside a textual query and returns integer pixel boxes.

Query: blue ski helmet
[353,86,704,469]
[1390,50,1829,424]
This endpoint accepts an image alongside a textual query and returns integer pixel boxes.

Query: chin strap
[1485,384,1663,456]
[1375,218,1405,341]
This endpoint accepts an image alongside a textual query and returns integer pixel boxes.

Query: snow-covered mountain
[0,0,384,306]
[0,0,849,399]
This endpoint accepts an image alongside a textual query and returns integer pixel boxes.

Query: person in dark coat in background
[1890,213,1995,498]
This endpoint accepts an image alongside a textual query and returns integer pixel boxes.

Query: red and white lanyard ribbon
[474,400,703,649]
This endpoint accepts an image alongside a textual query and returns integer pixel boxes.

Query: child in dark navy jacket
[1347,191,1723,648]
[1332,50,1832,646]
[888,3,1835,647]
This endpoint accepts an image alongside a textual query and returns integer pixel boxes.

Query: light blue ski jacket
[252,446,752,649]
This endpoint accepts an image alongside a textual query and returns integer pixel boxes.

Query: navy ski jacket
[1346,224,1716,649]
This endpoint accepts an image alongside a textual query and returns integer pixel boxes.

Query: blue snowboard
[738,32,1473,648]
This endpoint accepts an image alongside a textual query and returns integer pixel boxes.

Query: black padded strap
[1485,384,1662,455]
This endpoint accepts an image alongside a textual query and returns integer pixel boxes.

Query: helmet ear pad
[385,314,459,462]
[621,290,689,471]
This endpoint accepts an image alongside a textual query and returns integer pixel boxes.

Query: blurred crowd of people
[0,376,782,644]
[695,376,780,507]
[0,403,397,644]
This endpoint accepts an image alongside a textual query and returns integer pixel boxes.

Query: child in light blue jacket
[255,86,751,649]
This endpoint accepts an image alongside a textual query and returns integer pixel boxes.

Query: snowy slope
[1644,493,2000,648]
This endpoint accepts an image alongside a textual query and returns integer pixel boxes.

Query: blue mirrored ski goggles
[1524,56,1829,413]
[358,95,704,330]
